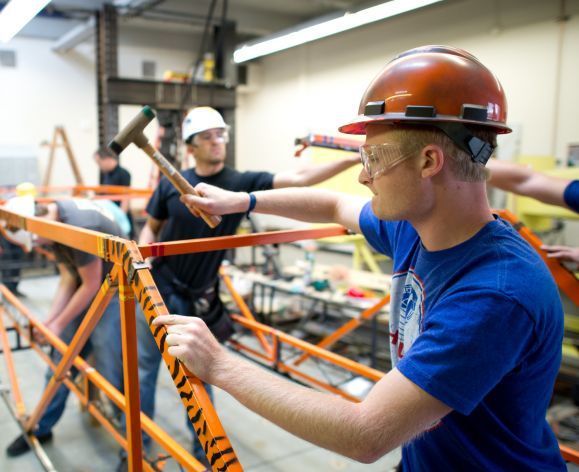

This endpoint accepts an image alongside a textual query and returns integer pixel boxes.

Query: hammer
[109,106,221,228]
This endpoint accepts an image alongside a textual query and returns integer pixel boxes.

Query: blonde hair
[391,125,497,182]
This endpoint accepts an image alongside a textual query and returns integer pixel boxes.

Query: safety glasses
[193,128,229,144]
[359,143,413,179]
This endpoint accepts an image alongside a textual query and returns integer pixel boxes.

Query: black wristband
[246,192,257,218]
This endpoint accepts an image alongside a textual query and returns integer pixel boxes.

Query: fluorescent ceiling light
[234,0,444,63]
[0,0,51,43]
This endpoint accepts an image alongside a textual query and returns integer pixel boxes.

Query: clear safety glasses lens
[359,144,411,179]
[195,129,229,144]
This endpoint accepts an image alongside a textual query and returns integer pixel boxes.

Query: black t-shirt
[100,165,131,206]
[53,200,124,284]
[146,166,274,288]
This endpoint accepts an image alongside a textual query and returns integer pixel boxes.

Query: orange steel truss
[0,204,245,471]
[0,185,152,207]
[0,202,354,470]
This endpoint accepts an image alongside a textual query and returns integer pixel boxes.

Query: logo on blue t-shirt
[390,269,424,363]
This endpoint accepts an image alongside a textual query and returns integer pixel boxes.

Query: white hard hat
[182,107,229,142]
[1,196,34,252]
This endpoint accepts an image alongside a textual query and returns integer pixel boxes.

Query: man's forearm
[487,160,531,192]
[214,353,384,462]
[46,278,77,325]
[252,188,346,223]
[51,283,98,333]
[487,160,569,207]
[183,184,364,232]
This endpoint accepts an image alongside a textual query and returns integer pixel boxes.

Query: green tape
[142,105,155,119]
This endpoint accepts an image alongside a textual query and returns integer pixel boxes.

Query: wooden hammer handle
[142,143,222,228]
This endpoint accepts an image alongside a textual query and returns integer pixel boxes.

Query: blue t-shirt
[359,203,565,471]
[564,180,579,213]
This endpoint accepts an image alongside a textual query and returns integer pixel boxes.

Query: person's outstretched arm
[541,244,579,269]
[486,160,571,208]
[153,315,451,463]
[181,184,367,234]
[272,155,360,188]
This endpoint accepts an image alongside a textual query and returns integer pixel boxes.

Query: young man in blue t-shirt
[153,46,566,470]
[487,159,579,268]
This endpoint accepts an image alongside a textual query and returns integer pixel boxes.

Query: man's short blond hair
[391,125,497,182]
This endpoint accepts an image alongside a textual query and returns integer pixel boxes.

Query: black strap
[433,122,495,166]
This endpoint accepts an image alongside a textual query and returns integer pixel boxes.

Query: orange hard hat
[339,45,511,164]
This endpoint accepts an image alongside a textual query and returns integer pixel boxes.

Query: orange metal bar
[36,194,147,204]
[0,206,123,259]
[25,266,119,432]
[220,268,272,356]
[294,294,391,366]
[497,209,579,306]
[0,303,26,416]
[228,339,271,363]
[231,314,383,382]
[74,184,153,196]
[560,444,579,464]
[119,264,144,472]
[271,333,280,368]
[31,324,155,472]
[139,225,348,258]
[228,336,363,402]
[111,238,242,471]
[0,184,149,197]
[276,361,360,402]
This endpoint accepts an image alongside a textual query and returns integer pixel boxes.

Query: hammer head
[109,106,155,155]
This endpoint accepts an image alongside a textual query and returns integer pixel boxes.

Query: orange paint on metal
[0,278,214,471]
[221,268,272,356]
[0,303,26,416]
[25,267,119,432]
[560,444,579,464]
[294,294,390,366]
[139,225,348,258]
[231,314,383,382]
[127,244,241,471]
[119,267,144,471]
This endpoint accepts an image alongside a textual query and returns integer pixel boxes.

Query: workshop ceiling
[10,0,377,43]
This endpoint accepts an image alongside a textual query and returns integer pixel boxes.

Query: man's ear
[420,144,444,178]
